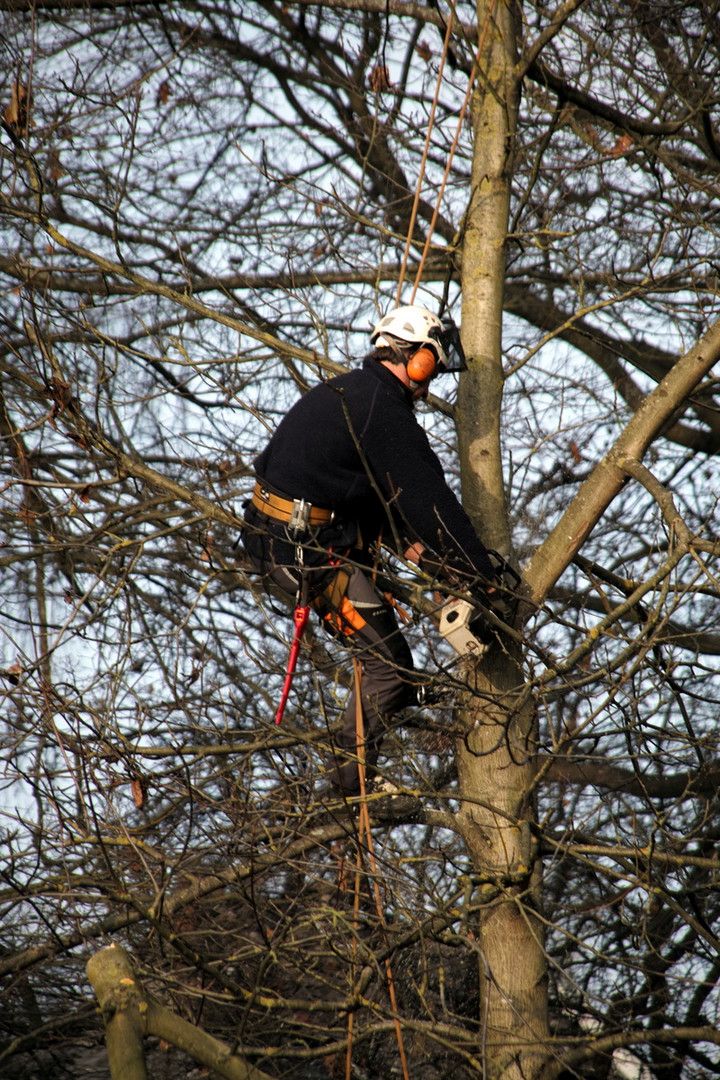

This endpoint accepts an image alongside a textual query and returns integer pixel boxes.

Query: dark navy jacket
[247,359,494,582]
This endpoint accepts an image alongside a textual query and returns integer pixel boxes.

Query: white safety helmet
[371,305,449,370]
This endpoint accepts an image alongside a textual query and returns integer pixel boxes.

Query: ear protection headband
[406,346,438,383]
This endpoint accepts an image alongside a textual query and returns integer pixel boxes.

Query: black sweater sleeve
[356,369,496,582]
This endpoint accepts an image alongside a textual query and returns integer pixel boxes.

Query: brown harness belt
[251,481,334,528]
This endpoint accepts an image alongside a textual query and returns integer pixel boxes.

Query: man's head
[371,305,449,385]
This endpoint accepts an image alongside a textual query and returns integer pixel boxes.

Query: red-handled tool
[274,604,310,725]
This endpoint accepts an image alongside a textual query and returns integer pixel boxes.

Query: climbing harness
[252,481,334,528]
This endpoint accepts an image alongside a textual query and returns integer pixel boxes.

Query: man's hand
[411,543,522,637]
[404,541,425,565]
[415,547,466,589]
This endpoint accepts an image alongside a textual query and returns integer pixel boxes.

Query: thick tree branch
[87,944,275,1080]
[542,756,720,799]
[524,314,720,606]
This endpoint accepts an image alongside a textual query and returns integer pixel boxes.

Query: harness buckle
[288,498,311,535]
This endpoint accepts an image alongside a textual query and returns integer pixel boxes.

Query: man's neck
[379,359,429,402]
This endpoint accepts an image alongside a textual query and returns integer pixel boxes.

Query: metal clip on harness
[288,497,311,537]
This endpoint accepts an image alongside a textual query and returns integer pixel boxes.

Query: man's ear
[406,347,437,383]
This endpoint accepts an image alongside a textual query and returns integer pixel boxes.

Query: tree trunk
[458,0,515,557]
[458,3,553,1077]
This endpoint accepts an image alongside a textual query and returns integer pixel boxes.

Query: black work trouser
[249,556,416,794]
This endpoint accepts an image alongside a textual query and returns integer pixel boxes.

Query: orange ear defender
[406,346,437,383]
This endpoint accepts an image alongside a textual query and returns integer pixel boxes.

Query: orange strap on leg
[323,594,367,637]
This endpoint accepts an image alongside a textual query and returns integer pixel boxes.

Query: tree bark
[86,944,275,1080]
[457,2,553,1078]
[86,945,148,1080]
[458,0,514,558]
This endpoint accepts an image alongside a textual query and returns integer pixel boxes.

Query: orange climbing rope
[396,10,455,306]
[345,659,410,1080]
[396,0,500,306]
[343,14,505,1075]
[410,0,498,304]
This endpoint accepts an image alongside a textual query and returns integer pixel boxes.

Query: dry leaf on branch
[369,64,393,93]
[4,80,31,131]
[130,777,145,809]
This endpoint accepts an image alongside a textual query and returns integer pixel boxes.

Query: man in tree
[242,304,499,795]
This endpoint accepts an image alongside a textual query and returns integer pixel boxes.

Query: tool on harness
[289,498,310,534]
[272,562,355,725]
[274,602,310,725]
[275,541,311,726]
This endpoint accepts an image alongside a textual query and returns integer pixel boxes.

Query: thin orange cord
[345,661,367,1080]
[409,0,499,303]
[345,660,411,1080]
[345,851,362,1080]
[396,11,454,305]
